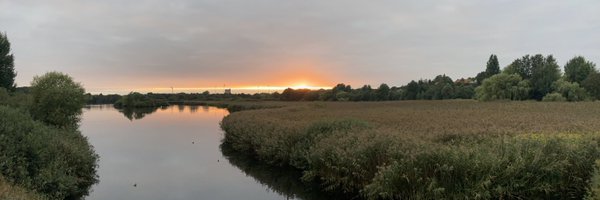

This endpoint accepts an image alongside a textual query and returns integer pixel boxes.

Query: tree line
[83,54,600,104]
[280,54,600,102]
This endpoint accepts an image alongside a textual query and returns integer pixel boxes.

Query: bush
[475,74,531,101]
[30,72,86,128]
[0,106,98,199]
[552,79,589,101]
[543,92,567,102]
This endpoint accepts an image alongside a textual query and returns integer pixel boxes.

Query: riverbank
[220,100,600,199]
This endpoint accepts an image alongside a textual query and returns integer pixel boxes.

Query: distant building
[224,89,232,95]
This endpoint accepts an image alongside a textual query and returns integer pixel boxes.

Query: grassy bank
[221,100,600,199]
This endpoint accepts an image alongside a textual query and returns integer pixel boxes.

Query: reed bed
[221,100,600,199]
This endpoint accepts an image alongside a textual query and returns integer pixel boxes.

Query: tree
[476,54,501,84]
[564,56,596,84]
[375,83,390,101]
[529,55,561,100]
[582,72,600,100]
[504,54,561,100]
[486,54,501,76]
[30,72,86,128]
[431,75,454,99]
[475,73,531,101]
[0,32,16,90]
[504,55,532,79]
[404,81,420,100]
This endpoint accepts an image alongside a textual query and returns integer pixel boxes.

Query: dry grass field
[221,100,600,199]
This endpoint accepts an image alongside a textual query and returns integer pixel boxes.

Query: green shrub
[30,72,86,128]
[0,106,98,199]
[543,92,567,102]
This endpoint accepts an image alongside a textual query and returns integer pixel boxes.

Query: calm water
[80,105,313,200]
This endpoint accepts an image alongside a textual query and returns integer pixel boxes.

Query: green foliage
[504,54,561,100]
[565,56,596,84]
[0,32,16,91]
[114,92,168,107]
[585,160,600,200]
[582,72,600,100]
[542,92,566,102]
[475,74,530,101]
[552,79,589,101]
[424,75,455,100]
[475,54,501,84]
[375,84,390,101]
[0,106,98,199]
[0,176,47,200]
[30,72,86,128]
[0,87,8,102]
[504,55,533,79]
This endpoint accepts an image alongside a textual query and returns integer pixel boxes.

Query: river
[80,105,319,200]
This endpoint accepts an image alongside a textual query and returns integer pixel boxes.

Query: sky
[1,0,600,94]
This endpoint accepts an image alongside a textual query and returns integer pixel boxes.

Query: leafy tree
[475,73,530,101]
[0,33,16,90]
[564,56,596,84]
[404,81,420,100]
[475,54,500,84]
[486,54,501,76]
[375,83,390,101]
[504,54,561,100]
[529,55,561,100]
[504,55,532,79]
[424,75,455,100]
[332,83,351,93]
[30,72,86,128]
[454,84,475,99]
[350,85,374,101]
[582,72,600,100]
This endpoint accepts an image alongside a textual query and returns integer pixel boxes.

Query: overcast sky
[1,0,599,93]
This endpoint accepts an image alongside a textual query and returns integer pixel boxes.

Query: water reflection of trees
[220,143,335,200]
[118,107,163,120]
[116,105,216,120]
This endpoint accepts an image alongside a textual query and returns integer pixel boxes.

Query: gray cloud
[1,0,600,92]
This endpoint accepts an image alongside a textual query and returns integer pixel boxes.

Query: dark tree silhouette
[0,33,16,91]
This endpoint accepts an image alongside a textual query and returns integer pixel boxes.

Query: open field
[221,100,600,199]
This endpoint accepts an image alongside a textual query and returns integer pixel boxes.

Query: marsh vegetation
[221,101,600,199]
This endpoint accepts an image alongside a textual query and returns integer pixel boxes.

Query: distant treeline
[87,92,282,105]
[89,54,600,104]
